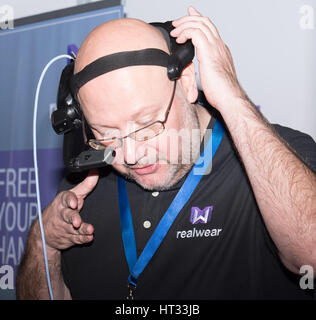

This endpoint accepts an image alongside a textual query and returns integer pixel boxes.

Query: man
[17,7,316,300]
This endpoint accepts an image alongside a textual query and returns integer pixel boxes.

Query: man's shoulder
[272,123,316,173]
[272,123,315,143]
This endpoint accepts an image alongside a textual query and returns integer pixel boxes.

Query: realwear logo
[190,206,213,224]
[176,206,222,239]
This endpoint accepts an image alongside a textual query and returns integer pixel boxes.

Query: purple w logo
[190,206,213,224]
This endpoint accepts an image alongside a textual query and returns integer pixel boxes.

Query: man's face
[79,66,200,191]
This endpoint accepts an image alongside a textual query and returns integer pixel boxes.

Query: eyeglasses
[87,80,177,150]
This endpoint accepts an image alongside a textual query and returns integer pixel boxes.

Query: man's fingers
[44,175,97,251]
[171,21,215,43]
[61,208,82,228]
[173,6,201,25]
[78,222,94,235]
[61,207,94,234]
[173,27,210,56]
[71,169,99,199]
[63,221,94,236]
[173,8,220,39]
[70,234,94,245]
[188,6,202,17]
[61,191,78,210]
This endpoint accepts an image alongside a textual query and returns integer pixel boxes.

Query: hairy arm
[221,98,316,273]
[16,220,71,300]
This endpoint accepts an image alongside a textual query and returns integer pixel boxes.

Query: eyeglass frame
[85,80,177,150]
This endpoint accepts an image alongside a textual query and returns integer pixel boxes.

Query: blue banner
[0,4,123,300]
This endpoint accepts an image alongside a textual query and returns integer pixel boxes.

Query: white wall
[124,0,316,140]
[4,0,316,140]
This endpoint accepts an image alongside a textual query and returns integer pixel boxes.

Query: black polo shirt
[60,110,316,300]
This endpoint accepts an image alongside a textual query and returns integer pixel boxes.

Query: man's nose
[123,137,144,165]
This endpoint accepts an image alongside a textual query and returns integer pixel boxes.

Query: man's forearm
[16,221,70,300]
[220,97,316,272]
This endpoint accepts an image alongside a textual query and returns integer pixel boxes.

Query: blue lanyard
[117,120,224,299]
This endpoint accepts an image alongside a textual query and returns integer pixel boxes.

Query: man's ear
[178,62,198,103]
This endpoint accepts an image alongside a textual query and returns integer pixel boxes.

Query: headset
[51,21,195,172]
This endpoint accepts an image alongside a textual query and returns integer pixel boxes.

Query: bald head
[75,18,169,74]
[74,17,176,131]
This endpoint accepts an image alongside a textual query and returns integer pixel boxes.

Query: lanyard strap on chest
[117,120,224,298]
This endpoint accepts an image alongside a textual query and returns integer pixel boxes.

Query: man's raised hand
[171,6,246,112]
[38,170,99,251]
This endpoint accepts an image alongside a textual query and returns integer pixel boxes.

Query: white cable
[33,54,73,300]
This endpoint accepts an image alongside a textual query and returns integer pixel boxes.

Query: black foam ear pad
[51,61,82,135]
[150,21,195,80]
[57,61,75,107]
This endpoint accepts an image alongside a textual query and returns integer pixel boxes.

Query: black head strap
[70,48,169,97]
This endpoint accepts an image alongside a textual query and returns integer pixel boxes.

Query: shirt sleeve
[273,124,316,173]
